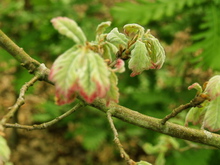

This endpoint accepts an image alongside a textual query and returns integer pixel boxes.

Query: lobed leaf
[51,17,87,44]
[49,46,111,104]
[128,40,151,77]
[77,50,110,103]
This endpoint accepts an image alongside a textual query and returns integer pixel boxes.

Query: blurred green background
[1,0,220,165]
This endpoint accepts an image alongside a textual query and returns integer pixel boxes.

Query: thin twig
[0,75,40,126]
[3,103,84,130]
[160,94,208,125]
[107,109,136,165]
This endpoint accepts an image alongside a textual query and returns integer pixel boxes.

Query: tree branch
[3,103,84,130]
[1,30,220,149]
[91,99,220,149]
[0,29,52,84]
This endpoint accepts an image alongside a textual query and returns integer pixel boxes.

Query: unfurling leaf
[105,71,119,105]
[123,23,145,38]
[102,42,118,63]
[204,75,220,100]
[185,105,207,126]
[203,97,220,131]
[137,161,152,165]
[128,40,151,77]
[49,46,110,105]
[51,17,87,44]
[106,28,128,47]
[96,21,111,36]
[143,33,165,69]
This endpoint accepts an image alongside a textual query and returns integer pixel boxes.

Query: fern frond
[190,5,220,70]
[111,0,205,25]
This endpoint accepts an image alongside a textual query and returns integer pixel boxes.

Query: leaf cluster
[49,17,165,105]
[111,0,220,70]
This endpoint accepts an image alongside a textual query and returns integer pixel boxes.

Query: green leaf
[123,23,145,38]
[49,46,111,104]
[51,17,87,44]
[203,97,220,131]
[185,105,207,126]
[49,46,81,105]
[106,27,128,47]
[77,49,110,103]
[128,40,151,77]
[137,160,152,165]
[0,136,11,163]
[143,33,166,69]
[96,21,111,36]
[105,71,119,105]
[204,75,220,100]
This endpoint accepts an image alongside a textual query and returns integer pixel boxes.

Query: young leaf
[128,40,151,77]
[123,23,145,38]
[106,28,128,47]
[49,46,110,105]
[51,17,87,44]
[77,50,110,103]
[185,105,207,126]
[49,46,81,105]
[143,33,166,69]
[96,21,111,36]
[203,97,220,131]
[204,75,220,100]
[105,71,119,105]
[137,161,152,165]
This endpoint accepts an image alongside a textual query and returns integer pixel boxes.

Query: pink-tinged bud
[204,75,220,100]
[114,59,125,73]
[188,83,203,94]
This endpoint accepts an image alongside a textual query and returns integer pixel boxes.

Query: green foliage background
[1,0,220,164]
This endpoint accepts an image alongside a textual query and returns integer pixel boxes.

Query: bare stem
[0,75,40,126]
[160,95,208,125]
[0,29,52,83]
[3,103,84,130]
[107,110,136,165]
